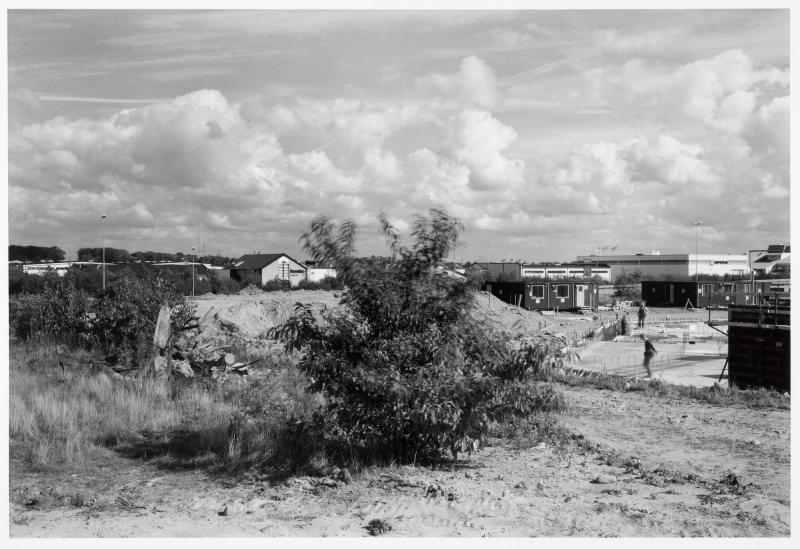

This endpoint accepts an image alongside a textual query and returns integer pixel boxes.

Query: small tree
[271,209,567,462]
[613,269,643,301]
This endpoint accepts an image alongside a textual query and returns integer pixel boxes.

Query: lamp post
[191,246,196,297]
[693,221,703,304]
[101,214,107,290]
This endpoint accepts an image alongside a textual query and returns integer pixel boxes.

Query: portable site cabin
[485,281,599,310]
[641,280,791,308]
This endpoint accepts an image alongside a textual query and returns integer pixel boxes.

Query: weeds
[8,341,323,476]
[552,368,789,409]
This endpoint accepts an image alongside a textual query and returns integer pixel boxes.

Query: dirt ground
[10,291,788,537]
[9,382,790,537]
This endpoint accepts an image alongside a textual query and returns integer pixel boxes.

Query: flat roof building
[520,262,611,281]
[575,253,750,280]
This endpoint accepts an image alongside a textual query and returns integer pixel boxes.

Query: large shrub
[10,272,195,364]
[10,272,91,345]
[91,274,196,358]
[271,209,568,461]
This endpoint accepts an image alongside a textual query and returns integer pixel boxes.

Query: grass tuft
[552,367,789,409]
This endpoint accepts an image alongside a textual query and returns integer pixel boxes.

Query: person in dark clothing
[620,313,629,335]
[637,302,648,328]
[643,338,657,377]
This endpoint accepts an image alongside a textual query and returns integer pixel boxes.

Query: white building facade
[520,263,611,281]
[575,253,750,280]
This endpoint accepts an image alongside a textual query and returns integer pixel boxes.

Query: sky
[6,9,790,262]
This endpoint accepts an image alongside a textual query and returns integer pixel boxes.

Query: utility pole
[693,221,703,284]
[191,246,196,297]
[101,214,107,290]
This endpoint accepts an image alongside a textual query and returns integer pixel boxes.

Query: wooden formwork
[727,305,790,392]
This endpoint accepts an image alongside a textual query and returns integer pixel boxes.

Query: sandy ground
[14,292,783,537]
[10,382,789,537]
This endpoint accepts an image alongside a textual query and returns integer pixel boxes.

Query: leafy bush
[297,276,344,291]
[271,209,569,462]
[10,272,195,365]
[91,274,196,359]
[209,272,241,294]
[261,279,292,292]
[9,271,48,295]
[10,272,91,346]
[613,269,643,301]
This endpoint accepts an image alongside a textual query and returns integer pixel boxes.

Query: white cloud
[445,110,525,189]
[415,56,498,109]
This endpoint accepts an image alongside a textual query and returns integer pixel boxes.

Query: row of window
[529,284,571,298]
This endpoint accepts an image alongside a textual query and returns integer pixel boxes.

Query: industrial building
[576,253,750,280]
[520,262,611,281]
[749,244,790,276]
[642,279,790,308]
[473,262,523,280]
[474,261,610,281]
[485,281,600,310]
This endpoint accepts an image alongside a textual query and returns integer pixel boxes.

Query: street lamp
[191,246,196,297]
[101,214,107,290]
[693,221,703,301]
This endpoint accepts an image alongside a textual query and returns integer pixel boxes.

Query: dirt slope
[10,383,789,537]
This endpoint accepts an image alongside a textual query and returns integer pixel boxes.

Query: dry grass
[552,368,790,410]
[9,341,323,475]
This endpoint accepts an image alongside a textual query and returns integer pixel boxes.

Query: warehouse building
[520,262,611,281]
[575,253,749,280]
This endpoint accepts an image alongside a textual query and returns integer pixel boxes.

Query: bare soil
[10,383,789,537]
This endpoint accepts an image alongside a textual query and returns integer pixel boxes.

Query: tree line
[9,244,234,266]
[9,245,65,262]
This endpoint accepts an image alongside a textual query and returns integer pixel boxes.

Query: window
[529,285,545,298]
[556,284,569,298]
[722,283,734,293]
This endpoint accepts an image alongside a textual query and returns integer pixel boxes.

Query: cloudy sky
[7,9,790,262]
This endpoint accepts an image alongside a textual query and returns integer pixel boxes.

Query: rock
[152,355,169,377]
[514,481,527,490]
[338,468,353,484]
[218,505,228,516]
[591,474,617,484]
[425,484,444,498]
[173,360,195,378]
[464,472,473,479]
[320,478,339,488]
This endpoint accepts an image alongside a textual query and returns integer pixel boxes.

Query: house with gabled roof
[231,253,308,287]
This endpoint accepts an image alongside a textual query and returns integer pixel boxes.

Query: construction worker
[637,302,648,328]
[643,338,657,377]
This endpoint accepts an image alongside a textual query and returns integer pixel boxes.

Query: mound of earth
[189,290,343,351]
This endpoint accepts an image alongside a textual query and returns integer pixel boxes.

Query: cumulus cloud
[8,46,789,260]
[415,56,498,109]
[445,110,525,189]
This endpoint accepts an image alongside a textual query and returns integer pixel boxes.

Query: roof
[233,253,307,271]
[523,262,610,269]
